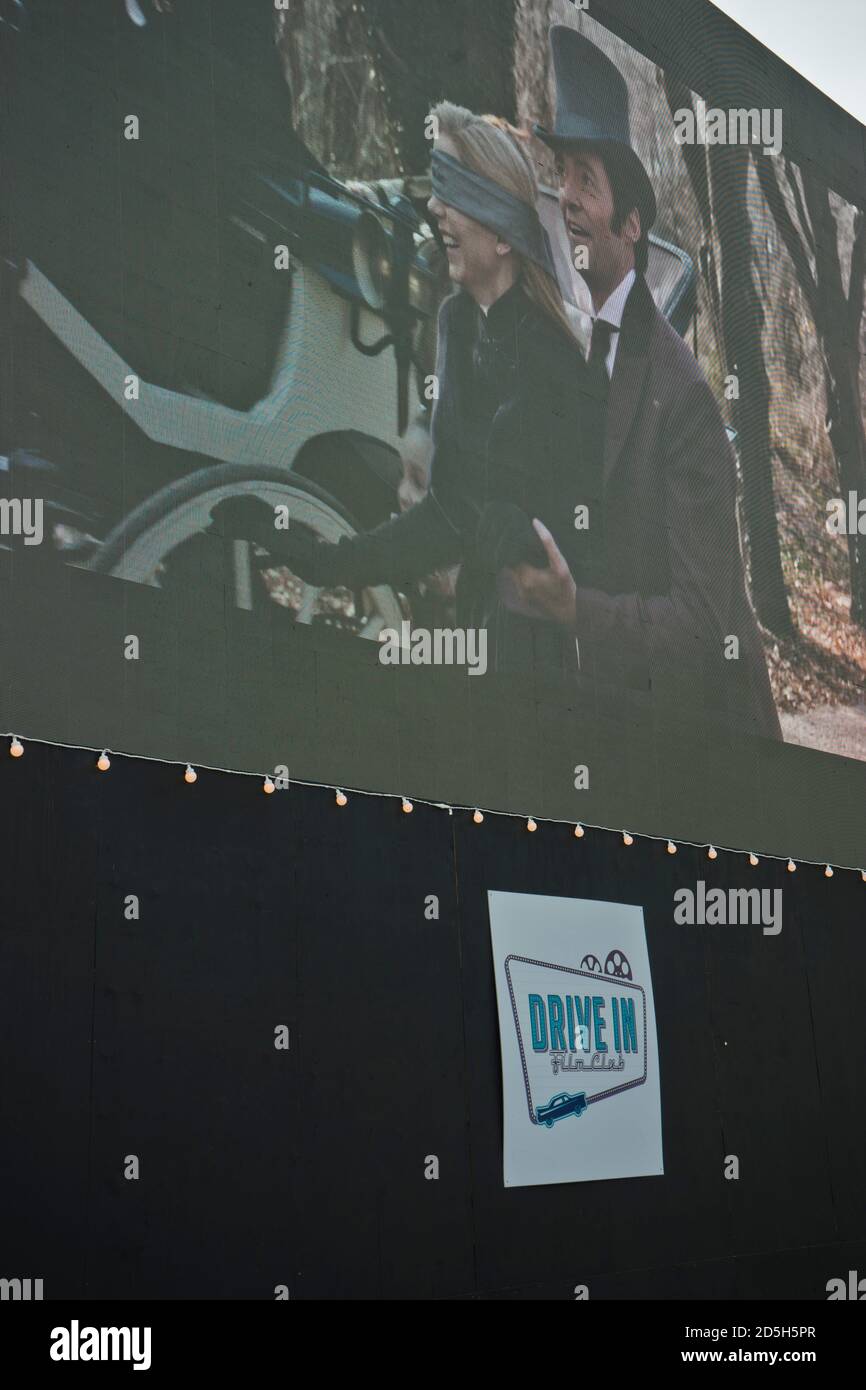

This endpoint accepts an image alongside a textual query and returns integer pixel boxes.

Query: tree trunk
[824,345,866,625]
[369,0,517,174]
[801,179,866,628]
[754,155,866,632]
[708,150,793,636]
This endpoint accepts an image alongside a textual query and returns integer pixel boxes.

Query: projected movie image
[2,0,865,767]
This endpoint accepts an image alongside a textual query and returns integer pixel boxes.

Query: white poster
[488,890,664,1188]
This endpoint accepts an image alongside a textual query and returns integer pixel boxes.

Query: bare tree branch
[661,75,725,344]
[783,159,815,257]
[662,75,711,235]
[802,168,845,335]
[753,150,819,318]
[848,209,866,345]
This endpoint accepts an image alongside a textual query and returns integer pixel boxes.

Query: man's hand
[499,519,577,629]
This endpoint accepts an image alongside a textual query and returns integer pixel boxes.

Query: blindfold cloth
[431,149,556,278]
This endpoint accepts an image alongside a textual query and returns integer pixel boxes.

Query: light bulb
[473,810,484,824]
[9,736,23,758]
[623,831,633,846]
[667,840,677,855]
[824,864,833,878]
[263,776,275,795]
[787,859,796,873]
[574,823,585,838]
[527,817,537,833]
[708,846,717,860]
[184,764,197,784]
[402,798,413,814]
[335,790,348,807]
[97,752,111,772]
[749,853,759,867]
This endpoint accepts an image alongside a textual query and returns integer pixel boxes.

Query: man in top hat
[504,24,780,739]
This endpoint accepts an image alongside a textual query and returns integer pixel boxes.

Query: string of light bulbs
[5,732,864,882]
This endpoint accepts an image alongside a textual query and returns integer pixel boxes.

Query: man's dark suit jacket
[576,274,782,740]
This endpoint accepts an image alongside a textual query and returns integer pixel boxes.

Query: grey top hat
[534,26,656,227]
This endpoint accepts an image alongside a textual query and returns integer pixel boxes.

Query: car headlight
[352,211,394,312]
[408,235,444,316]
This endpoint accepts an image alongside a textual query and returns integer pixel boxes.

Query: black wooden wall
[1,740,864,1300]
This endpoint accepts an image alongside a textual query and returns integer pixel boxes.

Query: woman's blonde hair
[430,100,577,345]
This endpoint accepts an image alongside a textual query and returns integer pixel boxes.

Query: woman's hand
[501,519,577,628]
[208,495,340,587]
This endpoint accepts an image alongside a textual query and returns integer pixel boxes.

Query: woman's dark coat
[321,281,605,675]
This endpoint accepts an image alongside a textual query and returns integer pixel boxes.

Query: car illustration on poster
[535,1092,589,1127]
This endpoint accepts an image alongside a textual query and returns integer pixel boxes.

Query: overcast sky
[709,0,866,125]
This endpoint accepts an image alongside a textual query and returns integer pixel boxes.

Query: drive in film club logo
[504,949,647,1129]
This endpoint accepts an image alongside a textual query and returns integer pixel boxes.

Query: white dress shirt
[591,268,636,379]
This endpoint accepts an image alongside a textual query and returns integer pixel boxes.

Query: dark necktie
[588,318,615,398]
[582,319,615,517]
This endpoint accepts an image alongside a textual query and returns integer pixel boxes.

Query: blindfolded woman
[219,101,605,675]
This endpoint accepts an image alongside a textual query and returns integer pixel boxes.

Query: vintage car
[4,137,703,638]
[536,1091,589,1127]
[5,156,441,636]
